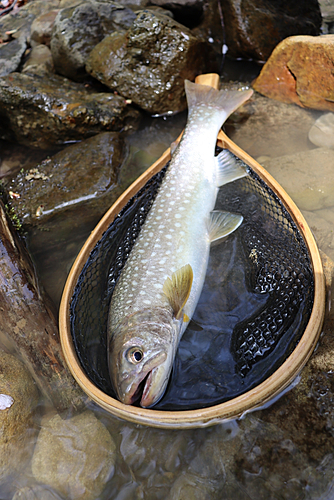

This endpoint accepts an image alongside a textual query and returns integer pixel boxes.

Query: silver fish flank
[107,80,253,407]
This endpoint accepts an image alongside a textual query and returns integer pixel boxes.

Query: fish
[107,80,253,408]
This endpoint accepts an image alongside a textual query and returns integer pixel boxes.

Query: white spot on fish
[165,234,172,239]
[175,214,182,219]
[143,299,151,305]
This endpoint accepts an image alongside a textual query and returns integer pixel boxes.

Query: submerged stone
[31,411,116,500]
[86,9,216,114]
[227,90,315,159]
[0,72,140,149]
[253,35,334,111]
[50,0,136,81]
[219,0,322,61]
[309,112,334,149]
[0,350,39,486]
[260,147,334,211]
[6,132,125,226]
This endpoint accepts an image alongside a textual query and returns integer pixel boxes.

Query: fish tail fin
[185,80,253,120]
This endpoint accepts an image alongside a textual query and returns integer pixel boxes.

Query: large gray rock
[0,36,27,77]
[50,0,136,81]
[31,411,116,500]
[0,72,140,149]
[219,0,322,61]
[86,9,217,114]
[0,350,39,486]
[6,132,125,226]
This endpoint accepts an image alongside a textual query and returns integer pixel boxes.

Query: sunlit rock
[0,72,140,149]
[253,35,334,111]
[309,112,334,149]
[260,147,334,211]
[31,411,116,500]
[0,350,39,486]
[219,0,321,61]
[50,0,136,81]
[5,132,125,226]
[86,9,217,114]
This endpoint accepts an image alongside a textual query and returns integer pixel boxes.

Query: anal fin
[163,264,193,320]
[208,210,243,243]
[215,149,247,187]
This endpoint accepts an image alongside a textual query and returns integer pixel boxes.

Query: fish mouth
[123,366,164,408]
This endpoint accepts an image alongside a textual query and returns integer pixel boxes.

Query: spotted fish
[107,80,253,407]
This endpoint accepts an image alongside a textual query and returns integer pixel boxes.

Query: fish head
[108,307,180,408]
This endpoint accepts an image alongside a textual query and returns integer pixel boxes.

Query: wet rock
[309,112,334,148]
[0,201,85,413]
[259,147,334,211]
[30,9,59,47]
[253,35,334,111]
[226,91,315,159]
[12,485,64,500]
[22,45,54,75]
[0,72,140,149]
[31,411,116,500]
[86,9,216,114]
[0,36,27,77]
[0,0,61,42]
[50,0,136,81]
[0,350,39,485]
[167,433,226,499]
[219,0,322,61]
[6,132,125,226]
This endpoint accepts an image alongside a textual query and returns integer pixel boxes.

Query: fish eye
[126,347,144,364]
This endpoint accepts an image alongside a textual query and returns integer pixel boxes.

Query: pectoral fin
[208,210,243,242]
[215,149,248,187]
[163,264,193,320]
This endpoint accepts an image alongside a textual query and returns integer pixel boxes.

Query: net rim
[59,122,325,429]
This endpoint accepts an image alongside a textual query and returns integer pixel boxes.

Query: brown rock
[6,132,125,226]
[218,0,322,61]
[30,10,59,47]
[0,200,85,413]
[253,35,334,111]
[0,350,39,485]
[31,411,116,500]
[86,9,216,114]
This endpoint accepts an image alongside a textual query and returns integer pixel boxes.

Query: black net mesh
[70,151,314,410]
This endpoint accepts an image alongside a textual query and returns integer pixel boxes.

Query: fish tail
[185,80,253,120]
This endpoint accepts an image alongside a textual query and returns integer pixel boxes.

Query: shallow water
[1,60,334,499]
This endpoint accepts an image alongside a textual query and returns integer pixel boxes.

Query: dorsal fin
[208,211,243,243]
[163,264,193,320]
